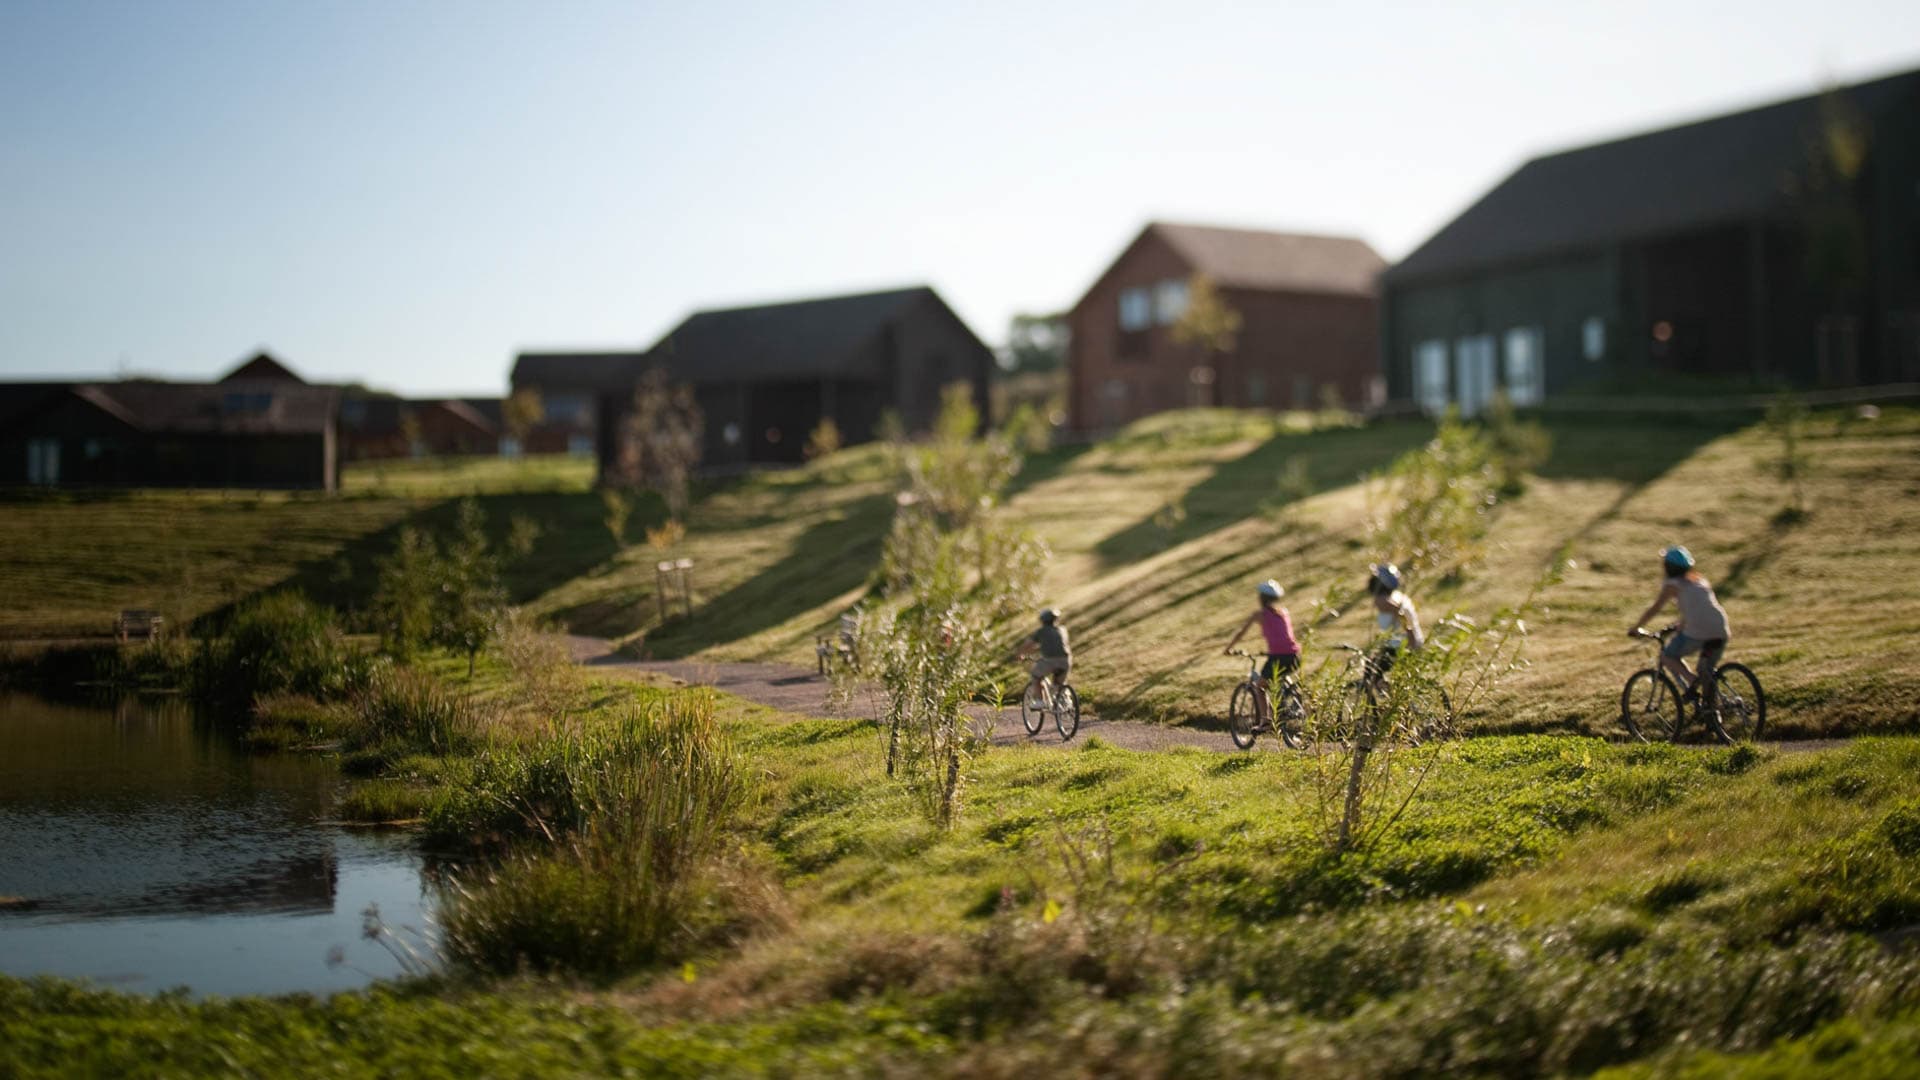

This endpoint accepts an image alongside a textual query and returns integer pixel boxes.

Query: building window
[1292,376,1313,409]
[1152,279,1189,325]
[1582,316,1606,362]
[1503,326,1546,407]
[1414,340,1449,415]
[545,394,589,423]
[26,438,60,485]
[1245,372,1266,405]
[1118,287,1152,332]
[1454,334,1496,418]
[722,422,742,447]
[500,436,523,458]
[567,434,594,457]
[223,391,272,414]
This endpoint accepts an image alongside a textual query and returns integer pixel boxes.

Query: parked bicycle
[1619,626,1766,744]
[1020,670,1081,741]
[1331,643,1452,746]
[1226,648,1308,750]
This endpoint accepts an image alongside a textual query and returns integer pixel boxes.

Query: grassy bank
[10,674,1920,1075]
[0,455,597,641]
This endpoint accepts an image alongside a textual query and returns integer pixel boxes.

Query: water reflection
[0,693,437,996]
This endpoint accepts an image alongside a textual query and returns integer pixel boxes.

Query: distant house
[1382,67,1920,415]
[0,354,340,490]
[520,285,994,475]
[1067,222,1386,432]
[339,395,501,460]
[509,352,634,456]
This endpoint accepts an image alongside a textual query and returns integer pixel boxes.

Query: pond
[0,692,437,997]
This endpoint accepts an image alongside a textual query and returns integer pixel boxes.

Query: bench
[115,609,164,643]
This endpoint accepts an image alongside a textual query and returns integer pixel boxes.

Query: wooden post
[675,558,694,618]
[655,561,673,622]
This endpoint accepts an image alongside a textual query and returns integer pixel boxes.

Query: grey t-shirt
[1030,624,1070,658]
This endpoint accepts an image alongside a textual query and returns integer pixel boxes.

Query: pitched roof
[511,351,644,390]
[219,352,306,384]
[1148,223,1386,296]
[77,381,340,435]
[647,286,948,382]
[1385,67,1920,284]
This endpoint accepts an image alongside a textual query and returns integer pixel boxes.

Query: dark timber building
[1383,67,1920,415]
[519,285,994,476]
[0,353,341,490]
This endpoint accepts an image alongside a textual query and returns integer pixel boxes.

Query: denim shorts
[1663,632,1726,666]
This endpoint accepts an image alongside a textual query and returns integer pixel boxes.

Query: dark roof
[646,286,952,382]
[1148,223,1385,296]
[1386,67,1920,284]
[219,352,306,384]
[427,398,499,435]
[511,351,643,391]
[458,398,504,427]
[61,381,340,435]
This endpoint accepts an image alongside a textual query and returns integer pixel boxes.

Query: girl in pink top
[1223,578,1301,686]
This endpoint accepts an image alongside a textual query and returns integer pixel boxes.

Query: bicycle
[1619,626,1766,744]
[1226,649,1308,750]
[1019,667,1081,741]
[1331,643,1452,746]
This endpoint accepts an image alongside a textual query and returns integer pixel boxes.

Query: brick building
[1067,222,1386,432]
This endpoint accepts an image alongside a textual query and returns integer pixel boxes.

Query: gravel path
[565,636,1836,756]
[564,636,1253,753]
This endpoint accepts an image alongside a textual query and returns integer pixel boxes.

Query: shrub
[194,592,360,710]
[441,692,744,975]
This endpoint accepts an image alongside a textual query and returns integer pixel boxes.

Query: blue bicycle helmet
[1662,545,1694,575]
[1369,563,1402,594]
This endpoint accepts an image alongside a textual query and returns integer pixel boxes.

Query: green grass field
[11,679,1920,1076]
[0,455,598,639]
[510,405,1920,739]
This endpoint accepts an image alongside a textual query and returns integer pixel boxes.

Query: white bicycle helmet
[1256,579,1284,600]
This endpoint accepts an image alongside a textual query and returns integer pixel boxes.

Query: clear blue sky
[2,0,1915,394]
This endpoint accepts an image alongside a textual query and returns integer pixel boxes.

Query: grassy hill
[519,405,1920,739]
[7,407,1915,738]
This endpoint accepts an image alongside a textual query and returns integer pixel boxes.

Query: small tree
[503,388,543,452]
[1168,273,1241,407]
[371,526,438,659]
[1002,312,1068,374]
[611,366,703,519]
[804,417,843,461]
[1482,392,1552,496]
[601,488,633,550]
[872,382,1047,828]
[441,499,508,677]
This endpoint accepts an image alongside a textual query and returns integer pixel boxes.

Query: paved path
[565,636,1251,753]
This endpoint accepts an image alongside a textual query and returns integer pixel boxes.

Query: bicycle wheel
[1021,684,1044,736]
[1620,669,1681,742]
[1055,685,1081,741]
[1711,663,1765,743]
[1275,681,1309,750]
[1228,683,1260,750]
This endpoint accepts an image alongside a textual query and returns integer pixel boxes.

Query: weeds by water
[439,691,746,976]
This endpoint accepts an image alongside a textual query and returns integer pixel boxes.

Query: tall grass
[440,691,745,976]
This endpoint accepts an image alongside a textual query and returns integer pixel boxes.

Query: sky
[1,0,1916,395]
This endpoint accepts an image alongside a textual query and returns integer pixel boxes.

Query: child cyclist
[1365,562,1424,674]
[1222,579,1301,720]
[1629,544,1730,699]
[1014,607,1071,706]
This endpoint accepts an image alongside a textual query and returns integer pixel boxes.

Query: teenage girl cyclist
[1630,544,1730,699]
[1222,580,1301,713]
[1365,563,1424,674]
